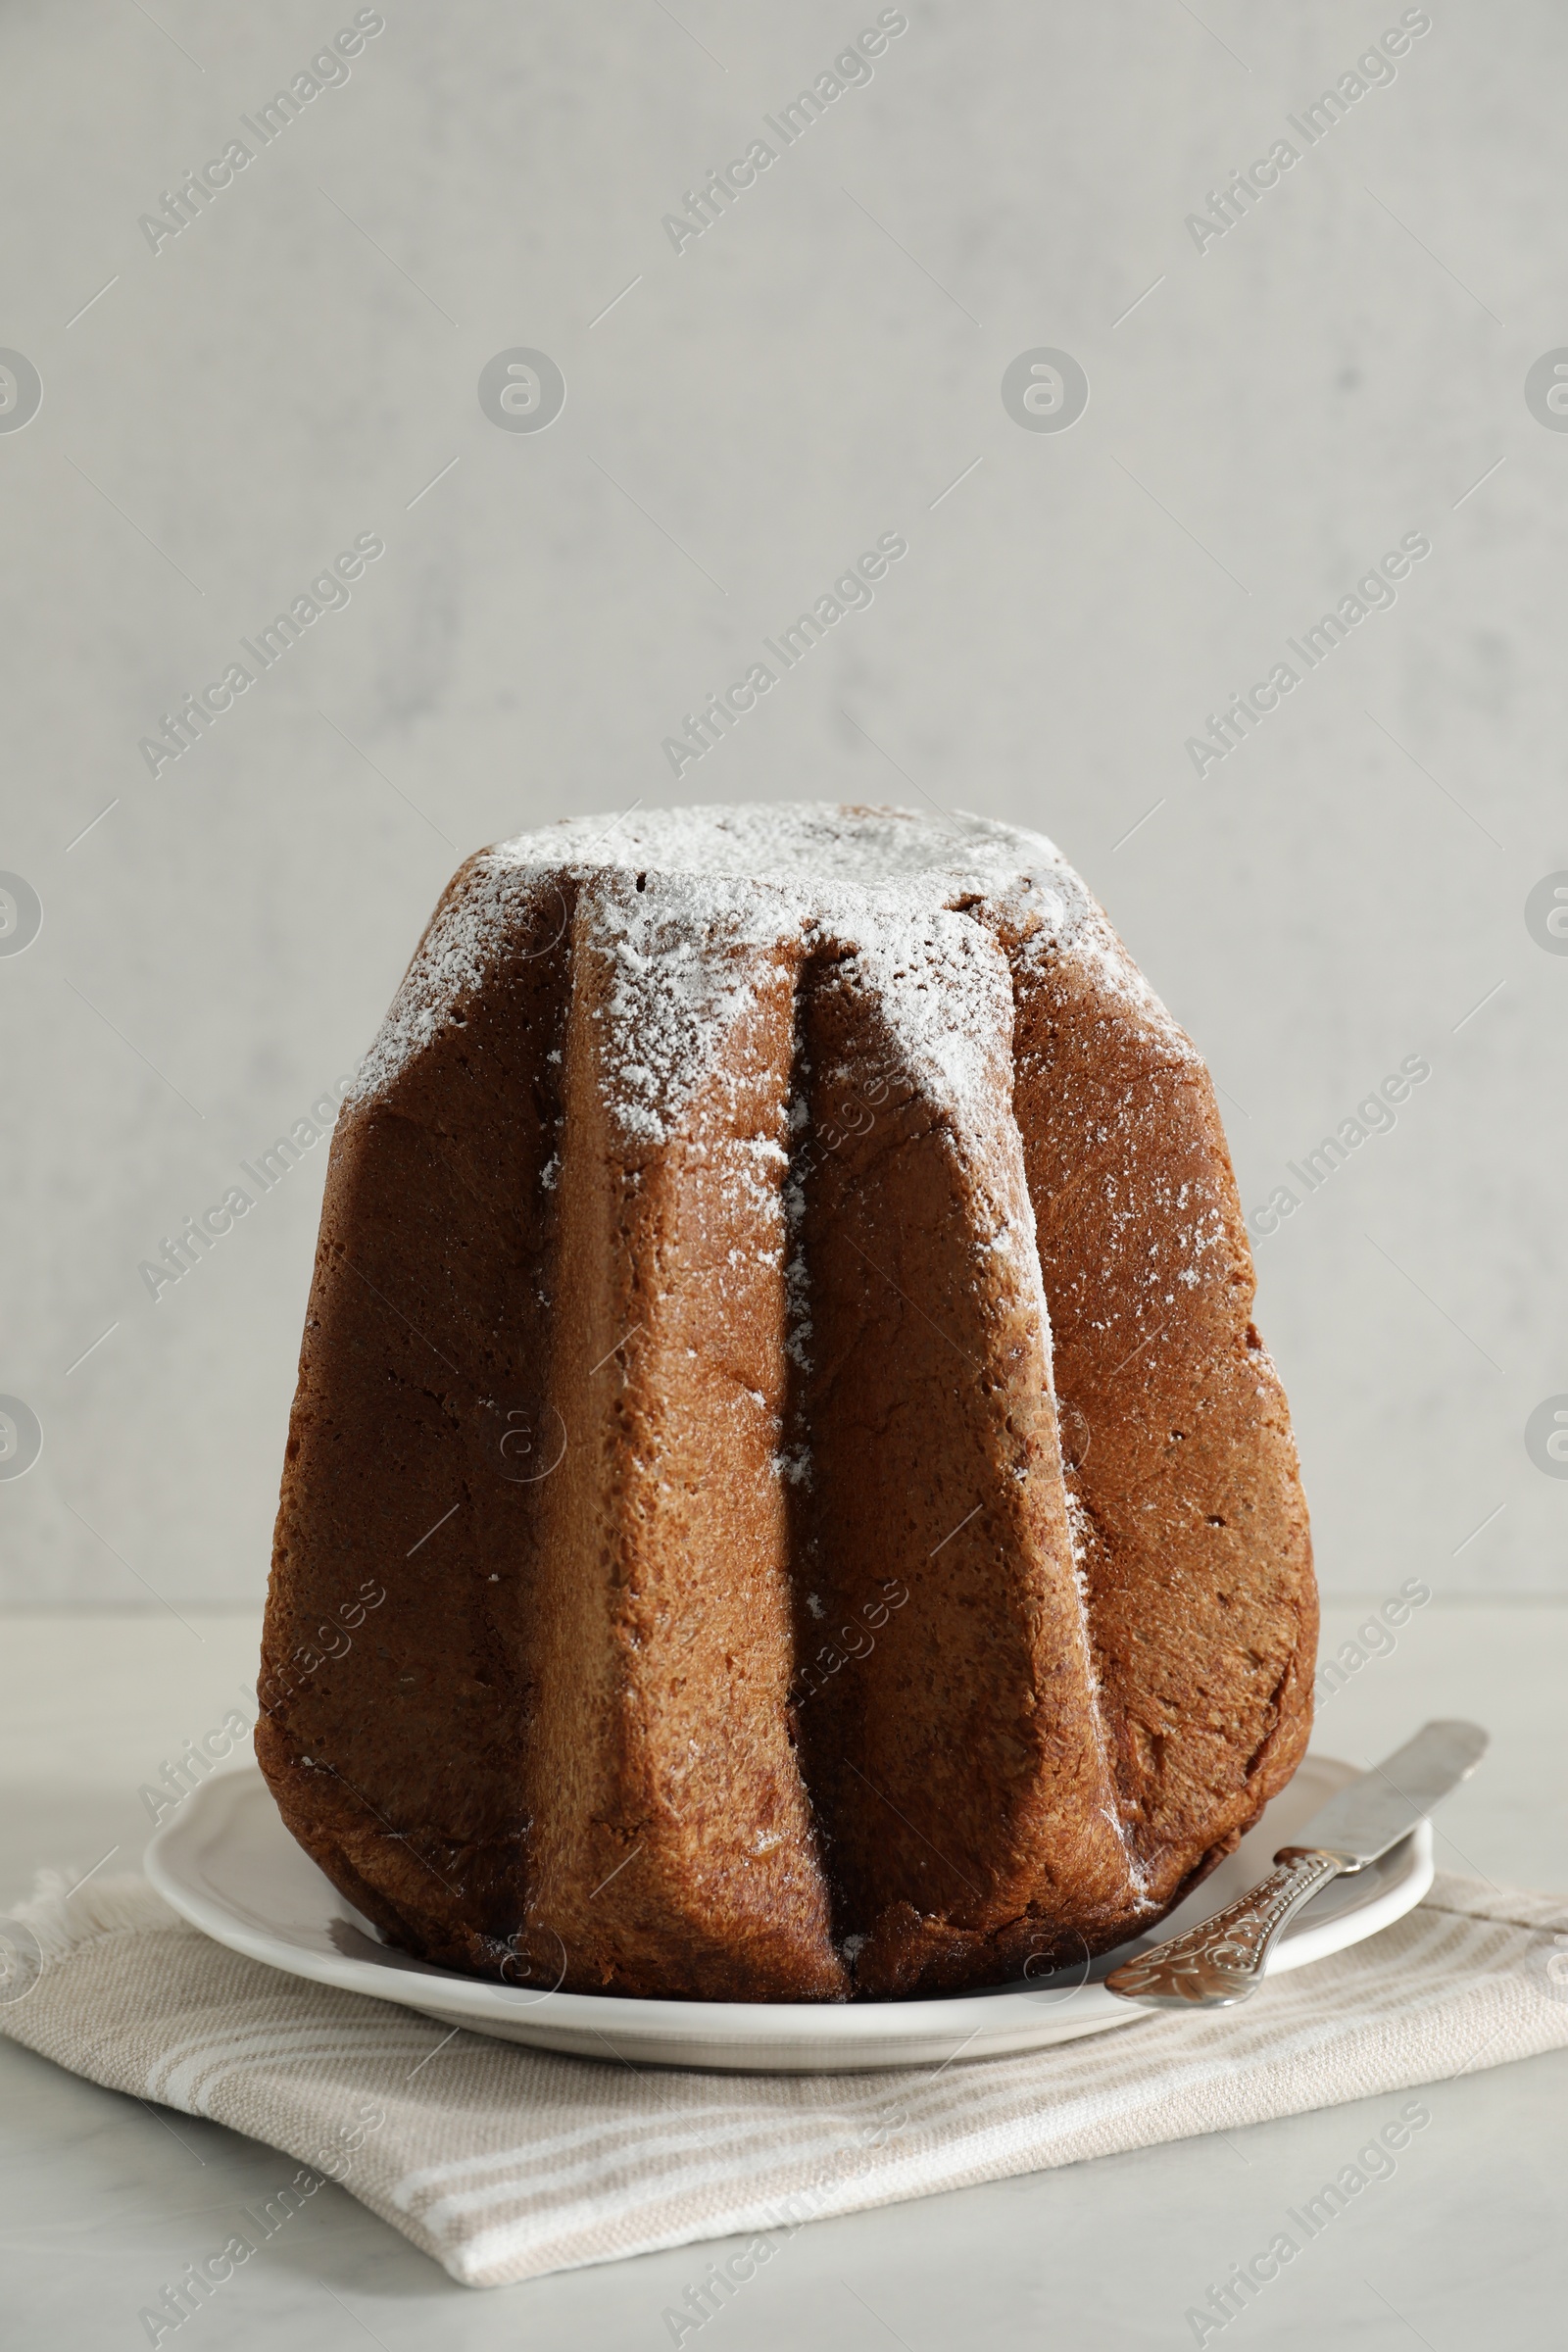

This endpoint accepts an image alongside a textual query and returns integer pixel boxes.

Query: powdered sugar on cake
[344,800,1217,1370]
[349,806,1079,1108]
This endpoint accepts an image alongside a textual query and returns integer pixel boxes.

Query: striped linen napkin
[2,1867,1566,2292]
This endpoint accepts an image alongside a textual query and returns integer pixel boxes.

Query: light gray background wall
[1,0,1562,1608]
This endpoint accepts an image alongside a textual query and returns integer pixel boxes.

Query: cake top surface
[346,803,1184,1113]
[486,801,1064,898]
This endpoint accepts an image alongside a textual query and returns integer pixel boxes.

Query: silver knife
[1104,1719,1488,2009]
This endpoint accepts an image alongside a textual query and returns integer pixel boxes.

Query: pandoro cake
[256,804,1316,2001]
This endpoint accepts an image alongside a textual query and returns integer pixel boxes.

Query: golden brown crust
[259,861,568,1980]
[520,880,844,1999]
[787,918,1138,1996]
[993,882,1317,1913]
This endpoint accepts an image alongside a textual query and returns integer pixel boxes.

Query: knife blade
[1103,1719,1489,2008]
[1282,1717,1490,1871]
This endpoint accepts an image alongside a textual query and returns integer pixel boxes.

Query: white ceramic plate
[146,1756,1431,2073]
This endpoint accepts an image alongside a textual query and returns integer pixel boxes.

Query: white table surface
[3,1602,1564,2348]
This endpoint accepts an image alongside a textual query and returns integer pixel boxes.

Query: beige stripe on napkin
[2,1869,1566,2289]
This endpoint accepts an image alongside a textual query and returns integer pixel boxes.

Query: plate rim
[145,1757,1434,2066]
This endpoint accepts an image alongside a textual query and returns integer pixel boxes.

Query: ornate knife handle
[1103,1847,1345,2008]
